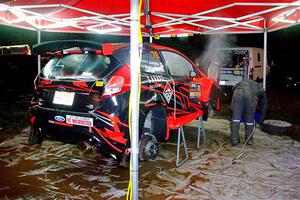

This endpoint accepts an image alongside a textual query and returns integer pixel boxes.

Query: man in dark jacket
[230,80,267,145]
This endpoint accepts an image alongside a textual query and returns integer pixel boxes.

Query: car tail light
[102,65,130,98]
[103,76,125,97]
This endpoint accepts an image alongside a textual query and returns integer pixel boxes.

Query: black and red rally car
[29,40,220,162]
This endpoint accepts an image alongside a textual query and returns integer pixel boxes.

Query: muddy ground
[0,118,299,200]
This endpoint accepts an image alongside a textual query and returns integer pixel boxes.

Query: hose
[231,120,256,164]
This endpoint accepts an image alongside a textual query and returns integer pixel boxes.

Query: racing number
[150,50,160,59]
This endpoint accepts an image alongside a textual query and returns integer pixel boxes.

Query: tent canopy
[0,0,300,36]
[1,1,298,199]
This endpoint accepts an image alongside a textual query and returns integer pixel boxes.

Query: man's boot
[230,120,240,145]
[245,122,254,145]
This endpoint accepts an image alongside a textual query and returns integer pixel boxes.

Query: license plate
[53,91,75,106]
[66,115,93,127]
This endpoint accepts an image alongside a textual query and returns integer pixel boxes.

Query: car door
[160,50,201,118]
[140,49,173,107]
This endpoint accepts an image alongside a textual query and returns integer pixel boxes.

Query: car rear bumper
[30,105,127,159]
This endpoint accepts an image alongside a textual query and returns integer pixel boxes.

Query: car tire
[261,119,292,135]
[117,154,130,168]
[28,127,43,144]
[143,105,167,140]
[139,134,159,161]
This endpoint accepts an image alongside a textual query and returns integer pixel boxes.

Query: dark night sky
[1,23,299,66]
[0,23,299,88]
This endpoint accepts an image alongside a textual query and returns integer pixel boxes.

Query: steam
[196,35,237,76]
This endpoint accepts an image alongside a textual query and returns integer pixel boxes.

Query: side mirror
[190,71,196,78]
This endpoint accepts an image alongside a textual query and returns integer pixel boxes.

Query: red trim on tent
[0,1,299,35]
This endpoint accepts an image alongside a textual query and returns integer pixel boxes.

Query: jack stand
[176,115,206,167]
[176,126,189,167]
[197,116,206,149]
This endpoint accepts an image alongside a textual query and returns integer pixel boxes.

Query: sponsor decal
[146,75,171,83]
[57,87,66,91]
[189,83,201,98]
[82,72,93,77]
[163,82,173,104]
[66,115,93,127]
[96,81,104,87]
[54,115,65,122]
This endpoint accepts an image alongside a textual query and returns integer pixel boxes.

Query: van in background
[209,47,270,87]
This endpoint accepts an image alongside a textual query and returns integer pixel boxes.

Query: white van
[208,47,270,86]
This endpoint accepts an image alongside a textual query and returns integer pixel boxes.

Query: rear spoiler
[32,40,107,55]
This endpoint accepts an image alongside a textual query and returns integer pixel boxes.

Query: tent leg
[37,29,41,74]
[130,0,140,199]
[263,20,268,91]
[144,0,152,42]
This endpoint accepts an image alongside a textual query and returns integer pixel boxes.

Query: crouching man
[230,80,267,145]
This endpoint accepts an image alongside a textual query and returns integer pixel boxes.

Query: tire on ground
[28,127,43,144]
[261,119,292,135]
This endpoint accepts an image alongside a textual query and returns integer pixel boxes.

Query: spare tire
[261,119,292,135]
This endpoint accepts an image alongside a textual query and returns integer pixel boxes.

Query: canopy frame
[1,2,300,35]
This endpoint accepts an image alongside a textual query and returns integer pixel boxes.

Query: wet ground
[0,118,299,200]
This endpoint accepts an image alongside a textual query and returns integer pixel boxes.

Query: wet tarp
[0,1,300,36]
[0,118,299,199]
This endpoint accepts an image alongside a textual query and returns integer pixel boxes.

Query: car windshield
[40,54,119,80]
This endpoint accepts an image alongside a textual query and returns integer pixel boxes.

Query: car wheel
[139,134,159,161]
[28,127,43,144]
[143,105,167,140]
[261,119,292,135]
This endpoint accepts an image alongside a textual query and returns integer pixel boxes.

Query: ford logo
[57,87,66,91]
[54,115,65,122]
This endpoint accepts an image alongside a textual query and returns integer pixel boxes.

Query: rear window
[40,54,119,80]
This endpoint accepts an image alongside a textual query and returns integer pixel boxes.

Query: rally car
[29,40,220,162]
